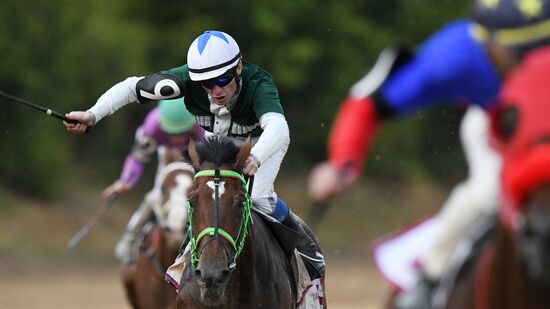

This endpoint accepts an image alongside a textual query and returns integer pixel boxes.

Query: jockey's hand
[243,154,260,176]
[64,111,95,134]
[308,161,357,203]
[102,179,131,198]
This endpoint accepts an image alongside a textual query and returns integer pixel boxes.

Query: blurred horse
[444,183,550,309]
[443,48,550,309]
[176,136,299,308]
[122,148,194,309]
[379,169,550,309]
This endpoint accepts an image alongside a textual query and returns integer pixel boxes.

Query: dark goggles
[200,67,238,89]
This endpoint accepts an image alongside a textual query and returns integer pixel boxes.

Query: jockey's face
[167,133,189,145]
[486,43,521,78]
[201,62,243,106]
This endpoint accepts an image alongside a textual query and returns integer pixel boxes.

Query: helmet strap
[233,60,243,97]
[235,73,242,95]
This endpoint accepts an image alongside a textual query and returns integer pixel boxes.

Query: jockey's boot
[115,200,153,265]
[394,272,437,309]
[281,210,325,280]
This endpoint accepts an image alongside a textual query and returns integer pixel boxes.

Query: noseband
[187,169,252,271]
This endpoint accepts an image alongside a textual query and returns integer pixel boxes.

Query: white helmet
[187,31,241,81]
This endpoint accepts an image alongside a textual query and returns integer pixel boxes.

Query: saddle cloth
[370,216,438,292]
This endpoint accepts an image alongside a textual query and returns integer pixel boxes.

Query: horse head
[153,148,194,247]
[184,135,252,306]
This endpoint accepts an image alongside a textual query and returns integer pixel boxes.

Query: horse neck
[226,213,293,298]
[148,224,180,269]
[485,224,548,308]
[229,214,269,280]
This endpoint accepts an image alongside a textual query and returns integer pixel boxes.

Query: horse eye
[233,193,245,207]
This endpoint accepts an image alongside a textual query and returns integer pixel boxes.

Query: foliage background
[0,5,477,307]
[0,0,470,199]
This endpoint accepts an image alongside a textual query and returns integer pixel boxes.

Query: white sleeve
[87,76,143,124]
[251,112,290,164]
[204,130,216,139]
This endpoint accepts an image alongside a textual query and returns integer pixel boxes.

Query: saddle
[255,209,300,259]
[128,220,166,276]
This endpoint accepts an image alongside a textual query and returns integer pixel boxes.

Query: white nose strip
[207,179,226,200]
[164,174,193,231]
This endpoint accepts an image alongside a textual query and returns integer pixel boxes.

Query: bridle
[187,168,252,272]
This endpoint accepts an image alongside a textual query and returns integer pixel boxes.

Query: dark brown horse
[176,136,299,308]
[122,148,195,309]
[443,184,550,309]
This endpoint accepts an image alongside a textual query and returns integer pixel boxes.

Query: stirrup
[395,274,437,309]
[297,250,325,280]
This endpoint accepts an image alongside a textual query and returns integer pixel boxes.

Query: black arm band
[372,92,397,120]
[136,73,185,104]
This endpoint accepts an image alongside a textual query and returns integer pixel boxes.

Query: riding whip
[307,201,330,232]
[247,175,254,196]
[66,193,119,249]
[0,89,90,132]
[307,162,353,231]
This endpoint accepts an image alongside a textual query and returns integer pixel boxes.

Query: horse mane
[183,135,241,169]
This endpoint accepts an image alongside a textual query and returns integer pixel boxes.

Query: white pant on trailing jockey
[225,135,288,216]
[421,106,501,281]
[372,106,502,292]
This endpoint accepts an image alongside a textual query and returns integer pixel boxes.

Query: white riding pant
[229,136,288,218]
[421,106,502,280]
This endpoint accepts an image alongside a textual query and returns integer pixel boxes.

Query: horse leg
[121,265,140,309]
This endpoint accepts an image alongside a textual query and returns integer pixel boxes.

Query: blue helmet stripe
[197,31,229,54]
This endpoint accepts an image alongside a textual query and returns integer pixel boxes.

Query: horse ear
[188,139,201,171]
[236,136,252,169]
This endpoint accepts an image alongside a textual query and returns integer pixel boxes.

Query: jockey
[63,31,325,282]
[495,47,550,233]
[308,0,550,307]
[105,98,204,265]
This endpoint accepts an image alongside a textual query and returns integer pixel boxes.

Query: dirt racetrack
[0,176,446,309]
[0,256,388,309]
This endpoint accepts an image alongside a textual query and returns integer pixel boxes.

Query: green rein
[187,169,253,271]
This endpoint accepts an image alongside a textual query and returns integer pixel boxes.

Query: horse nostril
[218,269,230,283]
[195,269,202,279]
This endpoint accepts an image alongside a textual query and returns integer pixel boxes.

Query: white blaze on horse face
[164,173,193,234]
[207,179,226,200]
